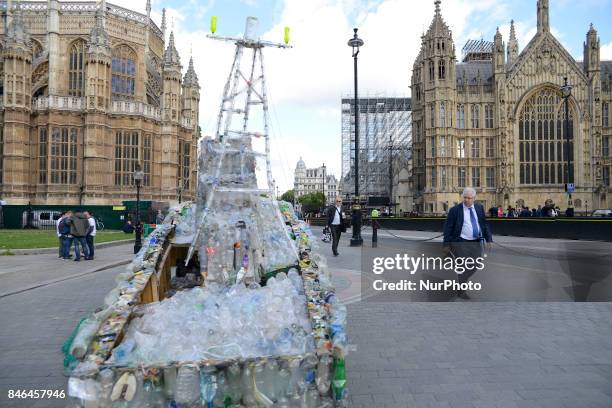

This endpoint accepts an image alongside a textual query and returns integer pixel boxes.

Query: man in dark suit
[327,197,345,256]
[443,187,493,299]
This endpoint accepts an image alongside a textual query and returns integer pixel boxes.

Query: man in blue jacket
[443,187,493,299]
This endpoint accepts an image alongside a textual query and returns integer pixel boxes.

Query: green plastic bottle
[331,358,346,401]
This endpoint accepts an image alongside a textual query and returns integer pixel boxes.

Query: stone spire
[494,27,505,70]
[88,0,110,55]
[583,23,600,76]
[537,0,550,33]
[146,0,151,17]
[163,31,181,68]
[6,2,30,47]
[427,0,452,39]
[183,56,199,88]
[161,8,167,42]
[507,19,519,64]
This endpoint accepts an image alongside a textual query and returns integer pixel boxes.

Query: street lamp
[560,77,574,217]
[348,27,364,247]
[133,163,144,254]
[322,163,326,206]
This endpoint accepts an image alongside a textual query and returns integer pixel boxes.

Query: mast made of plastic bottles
[186,17,291,265]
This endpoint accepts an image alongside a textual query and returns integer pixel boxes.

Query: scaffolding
[341,97,412,201]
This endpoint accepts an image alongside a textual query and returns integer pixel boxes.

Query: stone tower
[2,3,32,199]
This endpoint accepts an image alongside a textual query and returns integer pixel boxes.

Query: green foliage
[281,189,295,203]
[298,192,326,213]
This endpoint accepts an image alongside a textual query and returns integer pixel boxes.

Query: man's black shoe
[74,258,80,262]
[333,252,339,257]
[457,291,471,300]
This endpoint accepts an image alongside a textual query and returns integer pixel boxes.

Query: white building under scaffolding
[341,97,412,202]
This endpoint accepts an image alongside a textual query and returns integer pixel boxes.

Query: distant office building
[294,158,339,205]
[341,97,412,202]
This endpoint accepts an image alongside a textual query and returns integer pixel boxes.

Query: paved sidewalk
[0,242,134,298]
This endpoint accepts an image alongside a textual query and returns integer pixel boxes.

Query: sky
[114,0,612,194]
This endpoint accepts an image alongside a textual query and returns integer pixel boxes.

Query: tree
[280,189,295,203]
[298,192,326,214]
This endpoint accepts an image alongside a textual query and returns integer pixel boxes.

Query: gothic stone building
[411,0,611,214]
[0,0,199,205]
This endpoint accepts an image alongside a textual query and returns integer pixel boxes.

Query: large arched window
[68,40,85,97]
[518,88,574,185]
[112,45,136,100]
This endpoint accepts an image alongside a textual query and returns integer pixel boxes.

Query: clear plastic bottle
[263,359,279,401]
[213,370,229,408]
[302,384,320,408]
[163,367,177,399]
[226,363,243,404]
[175,365,200,406]
[241,364,257,407]
[200,366,217,408]
[275,366,291,400]
[97,369,115,407]
[316,354,331,394]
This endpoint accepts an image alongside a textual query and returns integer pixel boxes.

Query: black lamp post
[348,28,364,246]
[322,163,326,206]
[133,163,144,254]
[560,77,574,217]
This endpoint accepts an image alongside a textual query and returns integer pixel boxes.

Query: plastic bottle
[213,370,229,408]
[175,365,200,406]
[331,358,346,401]
[275,366,291,401]
[241,364,257,407]
[226,363,243,404]
[163,367,177,399]
[262,359,279,401]
[97,369,115,407]
[315,354,331,394]
[200,366,217,408]
[303,384,320,408]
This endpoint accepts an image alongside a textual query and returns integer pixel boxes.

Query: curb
[0,258,132,299]
[7,238,134,255]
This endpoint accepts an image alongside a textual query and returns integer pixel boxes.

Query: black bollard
[372,219,378,248]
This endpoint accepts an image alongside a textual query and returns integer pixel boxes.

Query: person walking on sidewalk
[84,211,96,260]
[327,198,345,257]
[67,211,90,261]
[443,187,492,300]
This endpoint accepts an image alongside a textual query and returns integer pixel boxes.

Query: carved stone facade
[411,0,611,214]
[0,1,200,205]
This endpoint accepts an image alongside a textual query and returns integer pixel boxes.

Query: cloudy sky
[117,0,612,193]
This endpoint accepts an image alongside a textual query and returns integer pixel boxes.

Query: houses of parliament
[0,0,200,205]
[411,0,611,214]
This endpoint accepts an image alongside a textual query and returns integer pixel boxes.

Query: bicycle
[96,218,105,231]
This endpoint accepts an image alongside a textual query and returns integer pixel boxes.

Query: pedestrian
[536,205,543,217]
[58,211,73,260]
[156,210,165,224]
[327,197,345,257]
[489,205,497,218]
[84,211,96,260]
[443,187,493,300]
[497,206,504,217]
[56,211,66,259]
[122,219,135,234]
[66,211,90,261]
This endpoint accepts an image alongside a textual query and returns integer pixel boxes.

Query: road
[0,229,611,407]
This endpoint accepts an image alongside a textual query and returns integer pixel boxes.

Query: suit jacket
[326,205,344,227]
[443,203,492,245]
